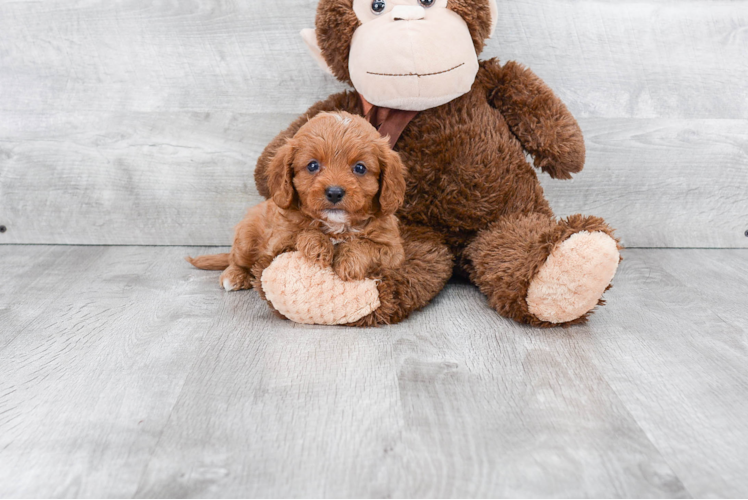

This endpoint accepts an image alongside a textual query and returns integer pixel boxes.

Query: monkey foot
[260,252,381,325]
[526,231,620,324]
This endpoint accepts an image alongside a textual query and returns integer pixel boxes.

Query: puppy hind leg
[220,264,254,292]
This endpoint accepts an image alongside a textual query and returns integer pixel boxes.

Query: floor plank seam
[131,370,195,498]
[583,343,697,499]
[0,248,111,353]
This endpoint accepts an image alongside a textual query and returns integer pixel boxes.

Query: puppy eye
[371,0,386,14]
[418,0,435,6]
[307,161,320,173]
[353,163,367,175]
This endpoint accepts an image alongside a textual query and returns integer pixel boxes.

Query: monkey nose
[325,186,346,204]
[392,5,426,21]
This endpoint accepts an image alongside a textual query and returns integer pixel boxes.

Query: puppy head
[268,112,405,224]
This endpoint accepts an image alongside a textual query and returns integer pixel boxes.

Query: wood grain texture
[1,113,746,247]
[133,278,686,498]
[0,111,279,245]
[1,0,746,118]
[0,246,110,350]
[648,249,748,330]
[0,246,229,497]
[542,119,748,248]
[578,249,748,498]
[1,245,747,497]
[1,0,747,247]
[493,1,748,120]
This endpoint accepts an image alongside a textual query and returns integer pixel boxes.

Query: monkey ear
[488,0,498,38]
[267,141,297,210]
[377,141,406,216]
[301,29,334,76]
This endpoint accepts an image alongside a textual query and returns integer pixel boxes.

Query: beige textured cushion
[261,252,381,325]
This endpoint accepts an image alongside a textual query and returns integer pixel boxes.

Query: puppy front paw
[297,231,334,268]
[332,254,368,282]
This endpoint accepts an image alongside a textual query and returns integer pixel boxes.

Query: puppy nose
[392,5,425,21]
[325,186,346,204]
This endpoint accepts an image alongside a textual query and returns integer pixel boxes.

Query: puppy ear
[267,141,297,210]
[377,140,406,216]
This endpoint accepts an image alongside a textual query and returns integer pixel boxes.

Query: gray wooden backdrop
[1,0,747,248]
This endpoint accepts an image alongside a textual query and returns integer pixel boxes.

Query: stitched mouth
[367,62,465,78]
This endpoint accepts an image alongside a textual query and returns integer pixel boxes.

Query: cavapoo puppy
[188,112,406,291]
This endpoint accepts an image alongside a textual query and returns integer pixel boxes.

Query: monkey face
[349,0,479,111]
[304,0,497,111]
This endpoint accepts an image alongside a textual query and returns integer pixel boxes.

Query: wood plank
[3,0,747,247]
[0,246,231,497]
[1,0,746,119]
[0,0,344,115]
[579,249,748,498]
[0,245,110,350]
[494,0,748,119]
[134,276,687,497]
[0,111,277,245]
[646,249,748,329]
[542,119,748,248]
[1,114,746,247]
[2,246,748,496]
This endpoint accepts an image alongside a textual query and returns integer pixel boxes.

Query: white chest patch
[318,210,362,238]
[323,210,349,225]
[320,210,353,235]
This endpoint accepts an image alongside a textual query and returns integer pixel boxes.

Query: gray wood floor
[2,1,748,497]
[2,0,747,248]
[1,246,746,498]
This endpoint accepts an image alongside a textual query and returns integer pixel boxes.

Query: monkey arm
[254,91,362,198]
[480,58,586,180]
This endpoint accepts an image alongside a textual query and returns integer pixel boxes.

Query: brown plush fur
[464,214,622,327]
[253,1,619,327]
[190,112,406,289]
[446,0,494,54]
[316,0,361,85]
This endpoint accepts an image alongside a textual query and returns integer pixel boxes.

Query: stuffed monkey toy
[252,0,621,327]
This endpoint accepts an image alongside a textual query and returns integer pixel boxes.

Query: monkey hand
[260,251,380,325]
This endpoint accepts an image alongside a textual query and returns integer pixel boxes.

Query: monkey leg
[464,213,622,327]
[255,225,454,326]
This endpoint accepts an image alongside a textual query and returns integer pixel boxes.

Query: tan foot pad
[527,231,620,324]
[261,252,381,325]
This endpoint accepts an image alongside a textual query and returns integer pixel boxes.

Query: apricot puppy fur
[188,112,406,291]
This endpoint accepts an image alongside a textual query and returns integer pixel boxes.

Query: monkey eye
[307,161,320,173]
[418,0,435,6]
[353,163,367,175]
[371,0,386,14]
